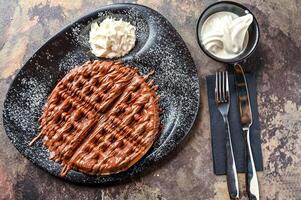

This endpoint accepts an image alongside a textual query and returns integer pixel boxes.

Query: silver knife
[234,64,260,200]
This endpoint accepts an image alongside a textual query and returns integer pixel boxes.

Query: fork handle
[244,128,260,200]
[224,118,240,199]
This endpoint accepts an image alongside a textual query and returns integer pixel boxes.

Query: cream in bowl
[196,2,260,63]
[201,12,253,59]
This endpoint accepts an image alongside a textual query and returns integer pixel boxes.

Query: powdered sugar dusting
[6,77,47,135]
[58,50,90,72]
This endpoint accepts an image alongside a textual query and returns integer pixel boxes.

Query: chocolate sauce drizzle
[29,60,160,176]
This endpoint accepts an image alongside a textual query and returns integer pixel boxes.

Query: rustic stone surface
[0,0,300,199]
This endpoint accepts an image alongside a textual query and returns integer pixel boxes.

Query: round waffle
[29,60,160,176]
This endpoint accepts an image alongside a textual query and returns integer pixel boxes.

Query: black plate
[3,3,199,185]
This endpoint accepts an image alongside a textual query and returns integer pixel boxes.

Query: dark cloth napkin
[206,73,263,175]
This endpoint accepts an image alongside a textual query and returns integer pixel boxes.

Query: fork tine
[224,71,228,102]
[215,72,218,102]
[226,71,229,101]
[221,71,225,102]
[218,71,222,103]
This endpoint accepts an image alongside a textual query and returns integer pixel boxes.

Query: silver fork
[215,71,240,199]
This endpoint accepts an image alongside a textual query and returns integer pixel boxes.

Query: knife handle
[244,128,260,200]
[224,118,240,199]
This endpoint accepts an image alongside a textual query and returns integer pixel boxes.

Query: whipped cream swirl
[89,17,136,58]
[201,12,253,59]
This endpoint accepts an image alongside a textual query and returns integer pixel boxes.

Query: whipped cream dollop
[89,17,136,58]
[201,11,253,59]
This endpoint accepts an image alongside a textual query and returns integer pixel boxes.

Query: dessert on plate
[30,60,160,176]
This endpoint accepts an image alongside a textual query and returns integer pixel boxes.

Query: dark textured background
[0,0,300,199]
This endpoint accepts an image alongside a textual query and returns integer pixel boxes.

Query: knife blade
[234,64,260,200]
